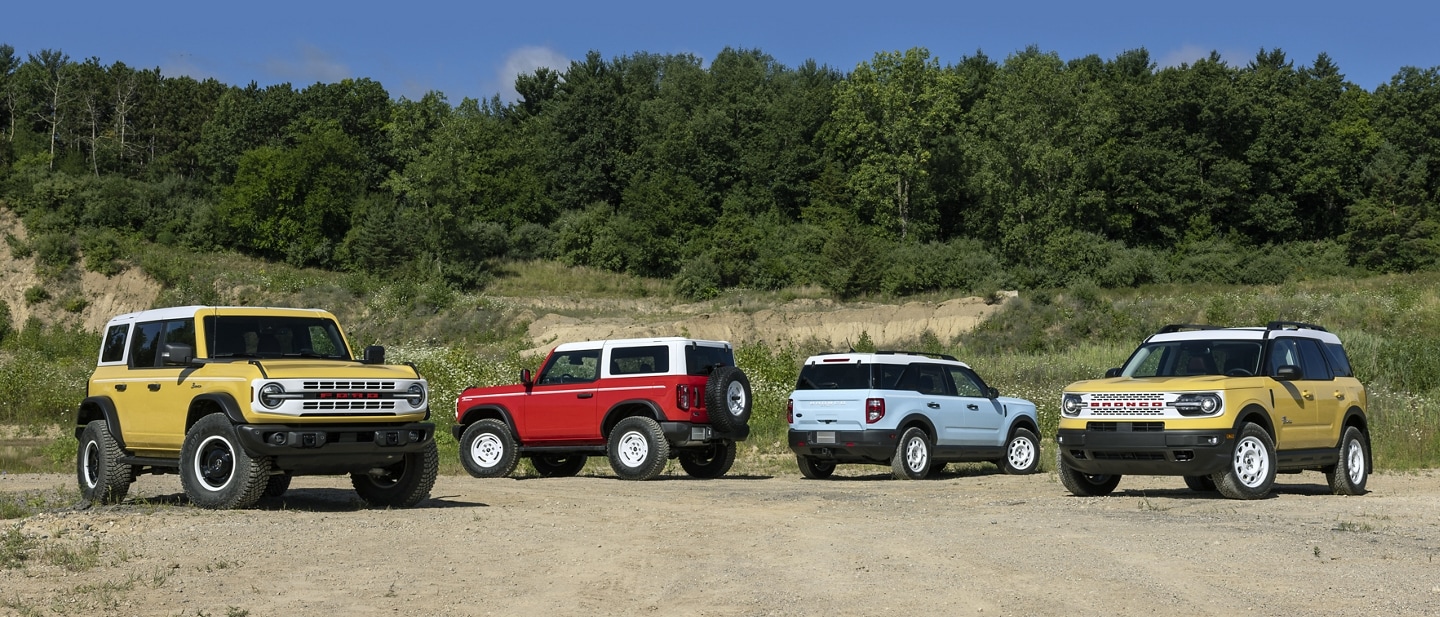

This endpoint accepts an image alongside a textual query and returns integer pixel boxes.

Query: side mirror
[162,343,194,365]
[986,386,1000,399]
[1104,367,1123,378]
[361,345,386,365]
[520,368,534,387]
[1275,365,1302,381]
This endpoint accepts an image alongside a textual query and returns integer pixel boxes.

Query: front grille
[1091,451,1166,461]
[1088,422,1117,432]
[1088,393,1165,402]
[303,381,396,390]
[1087,422,1166,432]
[1088,407,1166,417]
[302,401,398,411]
[1131,422,1165,432]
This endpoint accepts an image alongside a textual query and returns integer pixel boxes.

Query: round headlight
[406,383,426,408]
[1062,394,1084,416]
[1200,394,1220,413]
[259,383,285,409]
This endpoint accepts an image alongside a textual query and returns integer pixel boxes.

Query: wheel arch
[75,396,125,448]
[602,400,665,438]
[186,393,247,433]
[1006,414,1040,441]
[1233,404,1275,439]
[1341,406,1372,472]
[895,413,937,441]
[457,404,517,435]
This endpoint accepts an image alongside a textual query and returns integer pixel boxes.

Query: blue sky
[4,0,1436,101]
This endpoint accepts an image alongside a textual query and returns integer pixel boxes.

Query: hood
[1065,374,1262,393]
[242,360,423,380]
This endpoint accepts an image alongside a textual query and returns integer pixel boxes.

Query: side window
[100,324,129,363]
[537,349,601,385]
[1297,338,1333,380]
[131,322,164,368]
[164,319,196,348]
[609,345,670,376]
[1267,338,1301,376]
[946,366,986,397]
[904,363,948,395]
[1324,343,1354,378]
[874,364,905,389]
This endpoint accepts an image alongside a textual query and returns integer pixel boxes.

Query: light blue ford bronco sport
[786,351,1041,479]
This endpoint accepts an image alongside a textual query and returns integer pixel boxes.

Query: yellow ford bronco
[75,306,437,509]
[1057,322,1370,500]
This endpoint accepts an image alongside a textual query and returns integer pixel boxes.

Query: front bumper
[1057,425,1233,476]
[788,429,898,463]
[237,422,434,457]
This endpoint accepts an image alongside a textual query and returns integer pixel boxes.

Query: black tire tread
[891,427,932,480]
[459,418,520,478]
[796,456,836,479]
[678,440,736,479]
[351,440,439,508]
[704,366,753,436]
[180,414,270,510]
[607,416,670,480]
[77,420,132,504]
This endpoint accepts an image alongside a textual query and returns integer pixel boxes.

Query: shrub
[3,232,30,259]
[31,232,77,278]
[674,254,722,301]
[81,229,126,276]
[22,286,48,305]
[0,300,10,342]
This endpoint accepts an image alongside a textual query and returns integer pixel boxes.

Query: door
[119,319,195,450]
[944,366,1005,446]
[1295,338,1340,449]
[1266,337,1316,450]
[526,348,600,441]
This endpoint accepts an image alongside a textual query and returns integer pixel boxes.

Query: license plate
[815,431,836,444]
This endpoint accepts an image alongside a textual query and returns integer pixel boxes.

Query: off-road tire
[531,454,588,478]
[1183,475,1217,492]
[607,416,670,480]
[1000,428,1040,475]
[705,366,753,437]
[678,440,736,479]
[1058,452,1121,496]
[891,427,932,480]
[1325,426,1369,496]
[797,456,836,479]
[77,420,132,504]
[263,472,292,498]
[180,413,271,509]
[459,419,519,478]
[1213,423,1276,500]
[351,440,439,508]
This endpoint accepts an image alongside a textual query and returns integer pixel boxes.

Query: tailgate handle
[577,393,593,399]
[147,383,161,392]
[927,402,940,409]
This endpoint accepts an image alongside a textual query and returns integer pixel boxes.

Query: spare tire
[705,365,752,436]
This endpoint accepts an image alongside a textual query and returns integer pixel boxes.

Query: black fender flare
[601,399,666,438]
[1006,415,1040,441]
[75,396,125,448]
[187,392,248,431]
[455,404,519,441]
[895,413,938,441]
[1233,405,1275,439]
[1340,406,1372,472]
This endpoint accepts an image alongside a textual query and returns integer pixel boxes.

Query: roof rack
[1266,321,1328,332]
[1156,324,1224,334]
[873,350,959,362]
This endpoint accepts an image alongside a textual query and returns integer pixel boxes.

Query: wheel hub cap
[1007,438,1035,469]
[905,437,928,471]
[471,433,504,467]
[195,436,235,491]
[726,382,747,416]
[1346,439,1365,484]
[1233,436,1269,488]
[618,431,649,467]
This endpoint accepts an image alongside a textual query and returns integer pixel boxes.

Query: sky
[4,0,1437,102]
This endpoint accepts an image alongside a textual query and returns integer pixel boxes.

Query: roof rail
[1156,324,1224,334]
[873,350,960,362]
[1266,321,1328,332]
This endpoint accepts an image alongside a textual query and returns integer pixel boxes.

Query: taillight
[677,384,691,410]
[865,398,885,424]
[786,399,794,424]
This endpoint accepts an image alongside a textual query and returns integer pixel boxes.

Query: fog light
[269,432,287,446]
[408,431,420,442]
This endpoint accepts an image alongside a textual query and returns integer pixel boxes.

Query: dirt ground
[2,467,1438,617]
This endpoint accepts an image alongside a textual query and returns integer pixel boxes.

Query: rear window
[796,363,871,390]
[685,344,735,376]
[100,324,128,363]
[610,345,670,375]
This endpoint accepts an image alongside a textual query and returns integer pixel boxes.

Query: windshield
[1121,340,1263,377]
[203,315,351,360]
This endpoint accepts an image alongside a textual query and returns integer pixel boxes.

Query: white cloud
[496,45,569,103]
[263,44,351,84]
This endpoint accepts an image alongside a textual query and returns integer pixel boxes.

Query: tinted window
[204,316,349,360]
[610,345,670,375]
[1324,343,1353,378]
[131,322,163,368]
[947,366,986,397]
[1297,338,1332,380]
[901,363,949,395]
[685,344,736,376]
[538,349,601,385]
[1123,341,1263,377]
[1267,339,1301,376]
[796,363,871,390]
[101,324,128,363]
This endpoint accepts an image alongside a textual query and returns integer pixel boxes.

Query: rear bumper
[1056,427,1232,476]
[788,429,897,463]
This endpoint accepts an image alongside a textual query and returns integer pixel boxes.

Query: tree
[21,49,72,168]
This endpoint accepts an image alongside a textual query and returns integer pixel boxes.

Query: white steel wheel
[1344,439,1365,485]
[471,433,505,468]
[905,437,928,470]
[616,431,650,468]
[726,381,748,417]
[891,427,931,480]
[1232,435,1270,489]
[1001,428,1040,475]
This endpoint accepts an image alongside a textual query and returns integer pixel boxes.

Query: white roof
[802,352,971,369]
[102,306,333,328]
[1149,327,1341,345]
[551,337,731,352]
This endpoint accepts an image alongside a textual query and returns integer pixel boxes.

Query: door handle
[967,404,980,410]
[927,402,940,409]
[1334,391,1345,400]
[1301,390,1313,400]
[577,393,593,399]
[147,383,161,392]
[115,384,127,392]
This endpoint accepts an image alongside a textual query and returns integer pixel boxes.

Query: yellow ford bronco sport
[1057,322,1370,500]
[75,306,437,509]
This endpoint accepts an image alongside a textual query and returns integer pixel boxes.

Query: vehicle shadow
[116,489,487,511]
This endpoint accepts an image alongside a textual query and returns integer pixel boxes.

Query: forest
[1,43,1438,299]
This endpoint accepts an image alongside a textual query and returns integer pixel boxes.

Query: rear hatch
[789,360,873,431]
